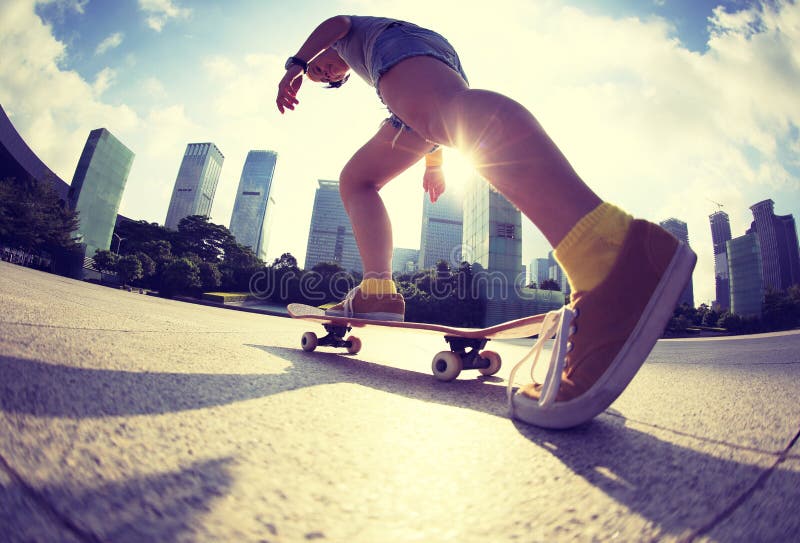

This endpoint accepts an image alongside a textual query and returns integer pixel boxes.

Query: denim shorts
[372,22,469,146]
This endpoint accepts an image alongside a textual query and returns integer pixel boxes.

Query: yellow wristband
[425,148,443,168]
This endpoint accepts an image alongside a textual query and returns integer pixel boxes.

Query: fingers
[276,68,303,114]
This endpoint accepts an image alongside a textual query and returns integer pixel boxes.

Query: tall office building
[418,188,463,270]
[749,199,800,291]
[228,150,277,261]
[659,218,695,307]
[164,142,224,230]
[709,210,732,310]
[547,251,570,296]
[776,214,800,287]
[68,128,135,259]
[727,233,764,317]
[392,248,419,274]
[304,179,362,272]
[529,257,550,287]
[463,175,562,325]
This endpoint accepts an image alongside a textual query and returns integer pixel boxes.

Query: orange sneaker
[325,287,405,322]
[508,220,697,429]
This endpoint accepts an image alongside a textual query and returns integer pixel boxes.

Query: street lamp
[112,233,126,254]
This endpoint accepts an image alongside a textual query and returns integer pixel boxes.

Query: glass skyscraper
[304,180,362,272]
[749,199,800,292]
[228,150,277,261]
[727,233,764,317]
[68,128,134,258]
[463,174,562,325]
[709,210,732,310]
[418,188,463,270]
[392,248,419,274]
[164,142,224,230]
[659,218,695,307]
[529,257,549,287]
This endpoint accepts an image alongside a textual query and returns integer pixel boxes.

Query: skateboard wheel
[431,351,463,382]
[301,331,318,352]
[346,335,362,355]
[478,350,502,376]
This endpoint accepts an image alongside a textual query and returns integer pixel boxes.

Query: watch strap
[286,56,308,73]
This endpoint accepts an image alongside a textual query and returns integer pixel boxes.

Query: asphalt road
[1,261,798,542]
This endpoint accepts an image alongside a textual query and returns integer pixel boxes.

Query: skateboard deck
[287,303,549,381]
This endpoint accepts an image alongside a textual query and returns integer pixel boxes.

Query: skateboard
[287,303,549,382]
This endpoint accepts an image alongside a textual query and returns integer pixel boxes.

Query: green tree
[539,279,561,291]
[92,249,119,276]
[116,254,143,287]
[174,215,235,262]
[135,252,157,282]
[114,220,170,256]
[272,252,299,271]
[717,312,743,334]
[140,240,172,263]
[160,258,202,297]
[0,176,80,253]
[762,288,800,331]
[199,261,222,291]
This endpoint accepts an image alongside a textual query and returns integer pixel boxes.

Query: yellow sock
[554,202,633,293]
[360,278,397,295]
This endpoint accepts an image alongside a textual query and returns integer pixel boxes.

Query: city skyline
[2,1,799,305]
[5,105,799,312]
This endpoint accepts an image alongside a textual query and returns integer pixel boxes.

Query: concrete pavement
[1,261,798,542]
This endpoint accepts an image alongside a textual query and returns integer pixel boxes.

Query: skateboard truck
[301,324,362,355]
[432,336,501,382]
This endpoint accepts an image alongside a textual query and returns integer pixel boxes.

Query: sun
[442,148,477,191]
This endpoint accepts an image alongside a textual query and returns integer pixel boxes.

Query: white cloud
[0,1,137,180]
[95,32,124,55]
[92,67,116,95]
[142,77,167,99]
[204,56,238,80]
[4,0,798,304]
[37,0,88,17]
[138,0,191,32]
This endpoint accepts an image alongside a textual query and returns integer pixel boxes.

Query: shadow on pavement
[1,457,235,542]
[0,347,508,418]
[2,348,799,541]
[513,416,800,542]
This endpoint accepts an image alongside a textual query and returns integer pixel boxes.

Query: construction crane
[706,198,725,212]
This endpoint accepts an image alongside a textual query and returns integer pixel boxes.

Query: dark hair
[325,74,350,89]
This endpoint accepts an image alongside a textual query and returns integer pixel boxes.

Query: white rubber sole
[512,242,697,429]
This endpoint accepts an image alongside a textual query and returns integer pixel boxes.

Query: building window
[496,223,516,239]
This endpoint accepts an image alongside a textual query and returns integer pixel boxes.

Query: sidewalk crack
[680,424,800,542]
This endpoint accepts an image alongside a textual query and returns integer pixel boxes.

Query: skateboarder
[276,15,696,428]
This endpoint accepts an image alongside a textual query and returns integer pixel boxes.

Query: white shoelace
[507,306,575,416]
[337,288,357,317]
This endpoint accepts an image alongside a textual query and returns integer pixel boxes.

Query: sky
[1,0,798,306]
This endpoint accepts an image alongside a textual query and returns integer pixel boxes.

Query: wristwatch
[284,56,308,73]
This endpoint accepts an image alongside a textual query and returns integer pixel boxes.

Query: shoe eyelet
[568,325,577,336]
[566,341,573,353]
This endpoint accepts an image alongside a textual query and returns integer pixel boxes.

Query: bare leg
[378,56,602,247]
[339,121,433,279]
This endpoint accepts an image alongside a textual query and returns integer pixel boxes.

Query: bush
[160,258,202,297]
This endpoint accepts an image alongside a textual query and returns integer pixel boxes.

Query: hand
[276,65,304,114]
[423,167,446,203]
